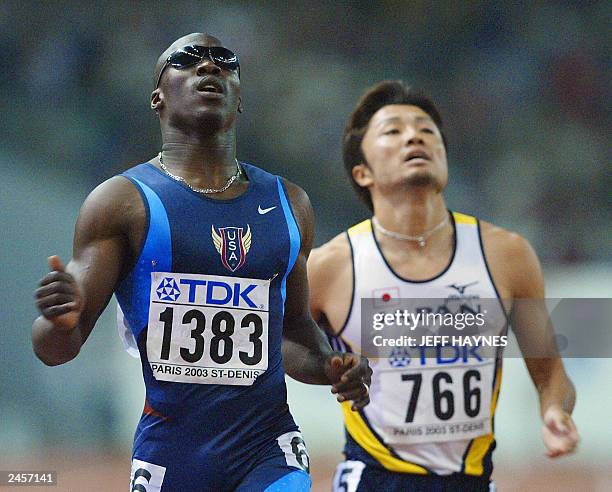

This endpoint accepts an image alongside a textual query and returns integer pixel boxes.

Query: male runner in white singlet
[308,81,579,491]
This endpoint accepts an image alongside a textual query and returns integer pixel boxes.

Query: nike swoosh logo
[258,205,277,215]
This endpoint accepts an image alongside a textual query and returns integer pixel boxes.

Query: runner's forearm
[538,373,576,417]
[282,319,334,384]
[530,358,576,416]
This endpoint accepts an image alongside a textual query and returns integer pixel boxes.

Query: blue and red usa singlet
[114,161,311,491]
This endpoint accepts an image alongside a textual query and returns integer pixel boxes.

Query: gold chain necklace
[158,152,241,194]
[372,215,448,247]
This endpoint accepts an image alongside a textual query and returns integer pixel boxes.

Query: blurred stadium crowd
[1,1,609,263]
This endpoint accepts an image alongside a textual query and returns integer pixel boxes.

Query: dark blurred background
[1,1,610,490]
[2,1,609,260]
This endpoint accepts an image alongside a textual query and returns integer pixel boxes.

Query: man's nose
[404,129,424,146]
[196,58,222,75]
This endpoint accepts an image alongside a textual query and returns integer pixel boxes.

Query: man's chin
[193,107,237,130]
[404,171,439,189]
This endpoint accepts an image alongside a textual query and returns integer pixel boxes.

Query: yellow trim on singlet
[464,366,503,476]
[452,211,477,225]
[341,402,429,474]
[347,219,372,237]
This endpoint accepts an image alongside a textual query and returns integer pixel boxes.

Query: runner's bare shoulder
[309,233,352,289]
[77,176,146,236]
[73,175,147,262]
[478,220,541,298]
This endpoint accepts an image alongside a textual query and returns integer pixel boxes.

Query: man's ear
[352,162,373,188]
[151,89,164,112]
[237,97,243,114]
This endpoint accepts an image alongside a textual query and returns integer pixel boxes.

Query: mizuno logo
[258,205,276,215]
[447,281,479,294]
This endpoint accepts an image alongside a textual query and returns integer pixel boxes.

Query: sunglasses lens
[209,47,239,71]
[168,48,202,68]
[165,45,239,77]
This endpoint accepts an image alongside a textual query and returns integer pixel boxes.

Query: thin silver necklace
[158,152,241,194]
[372,215,449,247]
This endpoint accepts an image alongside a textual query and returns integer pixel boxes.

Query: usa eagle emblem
[211,224,252,272]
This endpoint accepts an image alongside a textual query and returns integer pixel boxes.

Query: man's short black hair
[342,80,447,211]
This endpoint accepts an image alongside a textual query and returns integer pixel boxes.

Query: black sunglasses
[155,45,240,88]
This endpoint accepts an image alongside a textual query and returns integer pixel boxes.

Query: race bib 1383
[147,272,270,386]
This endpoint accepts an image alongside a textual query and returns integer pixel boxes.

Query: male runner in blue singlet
[32,33,371,492]
[308,81,579,491]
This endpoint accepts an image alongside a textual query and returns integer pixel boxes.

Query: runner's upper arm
[307,244,340,321]
[307,234,352,332]
[278,178,315,328]
[280,178,314,258]
[499,230,572,404]
[279,178,352,336]
[501,232,561,361]
[68,176,143,343]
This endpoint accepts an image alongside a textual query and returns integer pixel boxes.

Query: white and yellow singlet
[329,212,507,478]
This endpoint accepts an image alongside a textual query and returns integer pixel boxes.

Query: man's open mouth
[404,150,431,162]
[197,78,224,94]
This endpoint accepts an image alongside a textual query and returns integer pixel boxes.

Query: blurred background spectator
[1,1,610,490]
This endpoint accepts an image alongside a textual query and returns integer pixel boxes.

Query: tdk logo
[389,348,411,367]
[153,272,269,311]
[387,346,486,367]
[424,345,485,365]
[156,277,181,301]
[179,278,257,308]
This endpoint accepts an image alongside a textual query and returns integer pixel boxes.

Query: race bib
[147,272,269,386]
[378,347,494,444]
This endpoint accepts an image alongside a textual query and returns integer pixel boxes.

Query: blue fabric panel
[276,177,301,312]
[115,177,172,338]
[263,470,311,492]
